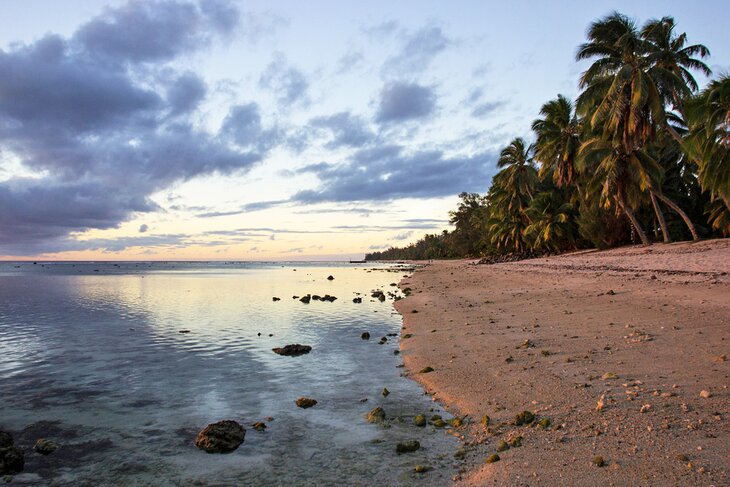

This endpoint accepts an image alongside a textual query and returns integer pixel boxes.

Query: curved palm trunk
[650,192,672,243]
[618,199,651,246]
[653,191,700,241]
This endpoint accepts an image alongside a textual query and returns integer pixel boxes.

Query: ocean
[0,262,457,486]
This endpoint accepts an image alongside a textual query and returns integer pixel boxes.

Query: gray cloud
[310,112,374,149]
[259,53,309,107]
[471,101,506,118]
[138,224,149,233]
[382,26,450,76]
[74,0,238,63]
[0,0,269,254]
[289,145,497,204]
[376,82,436,123]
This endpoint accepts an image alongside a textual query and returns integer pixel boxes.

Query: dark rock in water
[414,415,427,427]
[361,332,370,340]
[386,333,397,337]
[272,344,312,356]
[365,406,386,423]
[299,295,311,303]
[295,397,317,409]
[378,294,386,302]
[393,350,400,355]
[382,388,390,397]
[352,297,362,303]
[322,295,337,302]
[327,275,334,280]
[396,440,420,454]
[0,432,11,449]
[0,446,24,474]
[195,420,245,453]
[379,337,387,345]
[33,439,57,455]
[179,330,191,334]
[251,422,267,431]
[272,297,281,301]
[312,295,322,301]
[414,465,431,473]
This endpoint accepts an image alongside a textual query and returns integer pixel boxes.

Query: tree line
[366,12,729,261]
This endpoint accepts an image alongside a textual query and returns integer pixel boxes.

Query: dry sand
[395,239,729,486]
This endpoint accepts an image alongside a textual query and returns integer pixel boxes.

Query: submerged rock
[195,420,246,453]
[251,422,267,431]
[272,344,312,356]
[365,407,386,423]
[295,397,317,409]
[396,440,420,454]
[0,446,24,475]
[414,415,427,427]
[414,465,431,473]
[0,432,11,449]
[382,388,390,397]
[361,332,370,340]
[33,439,58,455]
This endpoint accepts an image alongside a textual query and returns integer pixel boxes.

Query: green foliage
[366,12,727,261]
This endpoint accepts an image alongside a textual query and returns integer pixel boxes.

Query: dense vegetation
[366,13,729,261]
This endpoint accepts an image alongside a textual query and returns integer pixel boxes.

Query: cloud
[471,101,506,118]
[376,82,436,123]
[289,145,498,203]
[259,53,309,107]
[336,50,365,73]
[310,112,374,149]
[220,103,280,151]
[382,26,450,76]
[167,72,207,116]
[138,224,149,233]
[74,0,238,63]
[393,231,414,240]
[0,0,267,254]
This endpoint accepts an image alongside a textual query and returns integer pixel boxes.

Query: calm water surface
[0,262,457,486]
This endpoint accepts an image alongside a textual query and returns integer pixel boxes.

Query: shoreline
[395,239,729,485]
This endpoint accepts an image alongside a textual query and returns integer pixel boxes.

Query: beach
[395,239,729,485]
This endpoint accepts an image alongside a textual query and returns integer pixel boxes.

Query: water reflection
[0,263,457,485]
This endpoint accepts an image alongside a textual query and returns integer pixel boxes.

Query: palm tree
[576,12,700,242]
[524,192,576,252]
[532,95,583,196]
[642,16,711,122]
[684,74,730,211]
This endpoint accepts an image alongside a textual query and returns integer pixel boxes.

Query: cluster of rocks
[295,294,338,303]
[1,431,60,476]
[476,251,549,265]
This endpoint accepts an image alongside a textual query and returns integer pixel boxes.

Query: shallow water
[0,262,458,486]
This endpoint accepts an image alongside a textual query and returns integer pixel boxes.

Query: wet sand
[395,239,729,486]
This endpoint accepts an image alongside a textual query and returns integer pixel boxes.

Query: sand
[395,239,729,486]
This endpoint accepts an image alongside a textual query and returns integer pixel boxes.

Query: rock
[295,397,317,409]
[676,453,689,462]
[402,333,413,339]
[640,404,652,413]
[353,297,362,303]
[378,294,386,302]
[393,350,400,355]
[450,417,463,427]
[593,456,605,467]
[517,339,534,349]
[0,446,24,475]
[300,295,311,304]
[365,407,386,423]
[414,465,431,473]
[379,337,387,344]
[327,275,334,280]
[485,454,500,464]
[496,440,510,452]
[382,388,390,397]
[33,439,57,455]
[601,372,618,380]
[419,366,434,374]
[699,390,712,398]
[513,411,535,425]
[508,436,522,448]
[361,332,370,340]
[606,290,616,295]
[538,418,551,429]
[414,415,426,427]
[272,297,281,301]
[194,420,246,453]
[272,344,312,356]
[312,295,322,301]
[396,440,420,454]
[251,422,267,431]
[0,433,11,449]
[179,329,191,334]
[432,419,447,428]
[480,415,490,427]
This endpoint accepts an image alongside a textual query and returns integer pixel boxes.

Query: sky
[0,1,728,261]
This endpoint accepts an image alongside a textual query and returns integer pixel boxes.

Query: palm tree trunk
[618,199,651,246]
[650,190,672,243]
[653,192,700,241]
[665,122,684,145]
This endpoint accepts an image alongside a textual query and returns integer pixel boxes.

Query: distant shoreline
[395,239,729,485]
